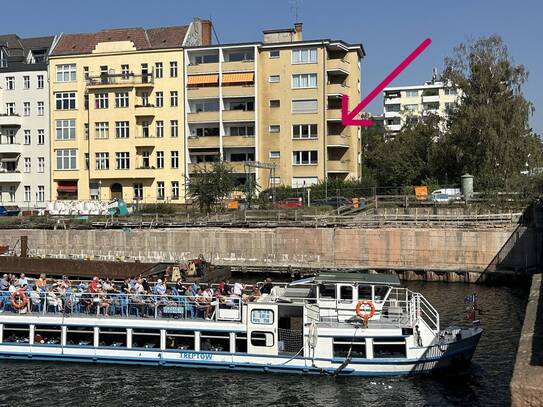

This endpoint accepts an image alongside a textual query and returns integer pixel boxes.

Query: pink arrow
[342,38,432,126]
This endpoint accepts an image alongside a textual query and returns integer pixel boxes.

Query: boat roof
[290,272,401,286]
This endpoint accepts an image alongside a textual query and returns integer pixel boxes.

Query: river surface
[0,281,529,407]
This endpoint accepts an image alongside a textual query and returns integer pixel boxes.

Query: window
[133,183,143,200]
[155,91,163,107]
[292,48,317,64]
[157,181,165,199]
[251,309,274,324]
[193,127,219,137]
[132,329,161,349]
[200,331,230,352]
[250,332,274,347]
[140,91,149,106]
[83,66,89,80]
[195,100,220,112]
[170,61,178,77]
[37,101,44,116]
[8,186,15,202]
[98,327,127,348]
[95,152,109,170]
[24,158,31,173]
[116,152,130,170]
[37,75,44,89]
[56,64,76,82]
[269,125,280,134]
[115,92,129,108]
[84,123,89,140]
[155,62,163,78]
[404,104,417,111]
[23,185,30,202]
[292,124,318,139]
[38,157,45,173]
[2,324,30,343]
[23,102,30,116]
[269,100,280,108]
[141,121,150,138]
[292,99,318,113]
[339,285,353,302]
[156,121,164,138]
[269,50,280,58]
[405,90,418,97]
[333,337,366,358]
[165,330,195,350]
[156,151,164,169]
[228,125,254,137]
[37,186,45,202]
[292,73,317,89]
[170,120,178,138]
[194,54,219,64]
[444,87,457,95]
[23,76,30,89]
[55,92,76,110]
[6,102,15,115]
[373,338,406,358]
[269,151,280,159]
[141,151,150,168]
[95,122,109,139]
[66,326,94,347]
[293,151,318,165]
[5,77,14,90]
[37,129,45,145]
[171,151,179,169]
[56,119,76,140]
[95,93,109,109]
[229,152,254,162]
[24,130,31,145]
[171,181,179,200]
[319,284,336,299]
[269,75,280,83]
[170,91,178,107]
[120,64,129,78]
[358,285,372,300]
[115,121,129,139]
[56,149,77,170]
[445,102,457,110]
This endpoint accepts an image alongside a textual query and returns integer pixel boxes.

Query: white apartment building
[383,71,460,135]
[0,35,56,208]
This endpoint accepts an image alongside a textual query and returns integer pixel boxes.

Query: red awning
[57,182,78,193]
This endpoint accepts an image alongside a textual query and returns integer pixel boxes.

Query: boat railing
[386,288,440,333]
[0,290,244,322]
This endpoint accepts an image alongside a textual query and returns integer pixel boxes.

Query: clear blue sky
[4,0,542,134]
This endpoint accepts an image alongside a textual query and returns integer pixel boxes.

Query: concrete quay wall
[0,227,533,279]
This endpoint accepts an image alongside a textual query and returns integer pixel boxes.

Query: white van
[430,188,461,202]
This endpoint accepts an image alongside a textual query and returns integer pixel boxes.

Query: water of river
[0,281,529,407]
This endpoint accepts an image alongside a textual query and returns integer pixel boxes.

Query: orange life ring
[355,300,375,319]
[10,290,28,310]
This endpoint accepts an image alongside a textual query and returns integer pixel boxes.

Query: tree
[437,35,541,190]
[188,161,236,212]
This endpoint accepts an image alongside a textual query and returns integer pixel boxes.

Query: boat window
[358,285,372,300]
[34,325,62,345]
[132,328,161,349]
[251,309,274,325]
[374,286,389,303]
[2,324,30,343]
[235,333,247,353]
[318,284,336,299]
[333,337,366,358]
[251,331,274,347]
[66,326,94,346]
[339,285,353,302]
[166,330,194,350]
[373,337,406,358]
[98,327,127,347]
[200,331,230,352]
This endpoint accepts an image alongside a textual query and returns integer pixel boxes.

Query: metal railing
[86,73,154,86]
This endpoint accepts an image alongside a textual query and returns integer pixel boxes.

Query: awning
[187,74,219,85]
[57,181,77,193]
[222,72,254,83]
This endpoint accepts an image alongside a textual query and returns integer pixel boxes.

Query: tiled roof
[51,25,189,56]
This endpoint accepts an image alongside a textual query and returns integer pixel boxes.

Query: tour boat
[0,273,482,376]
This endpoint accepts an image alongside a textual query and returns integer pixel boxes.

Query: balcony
[134,104,156,117]
[187,86,220,99]
[222,85,255,97]
[327,160,351,173]
[222,135,256,148]
[188,162,215,173]
[187,136,220,149]
[222,60,255,72]
[86,73,154,89]
[422,95,440,103]
[0,114,22,127]
[187,63,219,75]
[326,109,342,121]
[222,109,255,122]
[327,83,349,96]
[327,135,350,147]
[134,135,160,147]
[0,143,22,154]
[327,58,350,75]
[384,97,401,105]
[386,124,401,132]
[0,171,22,183]
[133,167,157,179]
[384,110,400,118]
[187,111,220,123]
[226,161,255,173]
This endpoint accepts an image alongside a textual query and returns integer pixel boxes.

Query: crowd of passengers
[0,273,275,318]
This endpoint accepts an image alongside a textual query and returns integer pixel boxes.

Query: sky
[3,0,542,134]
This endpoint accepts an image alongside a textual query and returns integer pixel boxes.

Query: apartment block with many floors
[49,18,211,203]
[0,34,56,208]
[383,71,460,135]
[184,23,364,190]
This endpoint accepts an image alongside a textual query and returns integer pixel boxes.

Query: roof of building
[291,272,401,286]
[51,25,189,56]
[0,34,55,72]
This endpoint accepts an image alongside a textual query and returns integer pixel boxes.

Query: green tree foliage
[188,161,236,211]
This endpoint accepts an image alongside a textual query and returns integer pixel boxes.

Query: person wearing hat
[154,279,166,296]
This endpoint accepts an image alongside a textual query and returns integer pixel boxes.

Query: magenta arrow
[342,38,432,126]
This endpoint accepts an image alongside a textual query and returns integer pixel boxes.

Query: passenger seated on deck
[201,338,212,351]
[154,279,167,296]
[102,279,117,293]
[260,278,273,295]
[0,274,9,291]
[47,286,63,312]
[232,282,244,297]
[35,274,47,290]
[122,278,131,294]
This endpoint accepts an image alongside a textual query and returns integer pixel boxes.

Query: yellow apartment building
[184,23,364,191]
[49,18,211,203]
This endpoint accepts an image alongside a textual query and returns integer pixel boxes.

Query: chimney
[294,22,303,41]
[200,19,212,46]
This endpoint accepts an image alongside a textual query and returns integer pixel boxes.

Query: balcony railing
[86,73,154,87]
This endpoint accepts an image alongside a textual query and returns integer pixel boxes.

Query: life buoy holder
[355,300,375,321]
[11,289,28,310]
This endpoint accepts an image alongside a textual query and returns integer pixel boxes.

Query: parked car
[430,188,462,203]
[315,196,353,207]
[273,197,303,209]
[0,205,20,216]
